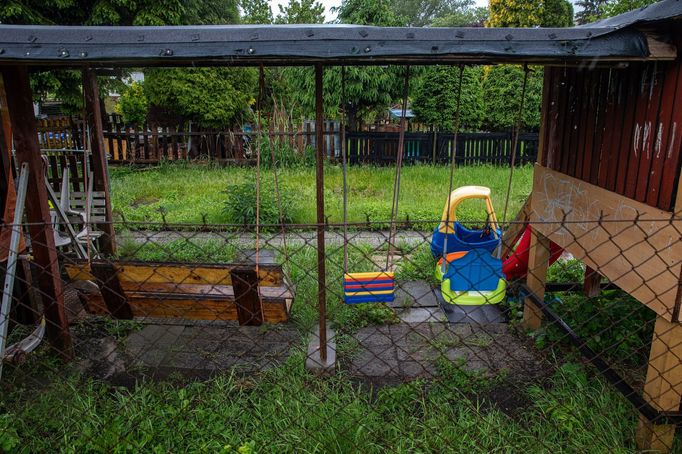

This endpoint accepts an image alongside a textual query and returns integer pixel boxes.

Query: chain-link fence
[0,215,681,452]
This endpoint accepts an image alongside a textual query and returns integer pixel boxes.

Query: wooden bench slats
[66,261,284,287]
[82,294,292,323]
[122,282,294,301]
[65,260,293,325]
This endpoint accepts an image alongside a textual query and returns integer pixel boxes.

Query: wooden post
[583,266,602,298]
[1,66,73,359]
[636,316,682,452]
[522,228,551,330]
[83,69,116,256]
[0,74,25,261]
[231,268,263,326]
[90,262,133,319]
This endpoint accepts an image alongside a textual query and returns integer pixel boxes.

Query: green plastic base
[435,263,507,306]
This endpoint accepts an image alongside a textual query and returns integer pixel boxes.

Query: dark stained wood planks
[1,66,73,359]
[83,69,117,255]
[542,56,682,212]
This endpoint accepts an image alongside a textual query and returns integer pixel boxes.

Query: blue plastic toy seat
[442,248,504,292]
[431,222,501,258]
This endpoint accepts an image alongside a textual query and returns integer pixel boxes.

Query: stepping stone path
[346,323,546,384]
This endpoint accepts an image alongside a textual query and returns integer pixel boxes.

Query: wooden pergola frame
[1,1,681,450]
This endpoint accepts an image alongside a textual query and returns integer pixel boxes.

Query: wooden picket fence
[101,116,340,164]
[36,117,538,167]
[345,131,539,165]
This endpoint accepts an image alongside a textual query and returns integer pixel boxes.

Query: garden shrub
[250,137,315,168]
[223,181,294,228]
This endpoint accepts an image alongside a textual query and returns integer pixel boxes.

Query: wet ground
[65,279,548,395]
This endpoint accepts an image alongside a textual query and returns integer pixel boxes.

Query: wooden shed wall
[541,56,682,212]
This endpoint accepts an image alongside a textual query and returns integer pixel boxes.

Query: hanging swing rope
[341,66,349,274]
[342,66,411,304]
[501,64,530,228]
[441,65,465,274]
[266,95,289,263]
[385,65,410,272]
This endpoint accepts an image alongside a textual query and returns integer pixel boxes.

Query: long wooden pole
[315,64,327,361]
[82,68,116,256]
[1,65,73,359]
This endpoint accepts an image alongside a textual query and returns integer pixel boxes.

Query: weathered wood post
[1,66,73,359]
[82,68,116,256]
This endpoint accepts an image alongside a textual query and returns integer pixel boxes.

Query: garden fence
[37,116,538,167]
[1,212,681,451]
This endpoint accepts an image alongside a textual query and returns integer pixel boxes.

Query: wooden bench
[65,260,294,325]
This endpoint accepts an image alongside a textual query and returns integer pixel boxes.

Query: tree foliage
[2,0,258,125]
[240,0,274,23]
[275,0,325,23]
[575,0,608,24]
[115,82,149,127]
[488,0,573,27]
[280,0,407,129]
[144,68,257,128]
[431,7,488,26]
[412,66,484,131]
[600,0,659,18]
[481,65,543,131]
[393,0,486,27]
[334,0,405,25]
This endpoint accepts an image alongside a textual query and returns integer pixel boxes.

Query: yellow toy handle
[438,186,499,236]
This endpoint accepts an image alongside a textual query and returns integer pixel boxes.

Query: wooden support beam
[0,74,25,262]
[523,227,551,330]
[1,66,73,359]
[231,268,263,326]
[82,69,116,256]
[89,262,133,319]
[636,316,682,452]
[501,194,532,259]
[583,266,602,298]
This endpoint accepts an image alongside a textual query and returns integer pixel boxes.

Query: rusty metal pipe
[314,63,327,362]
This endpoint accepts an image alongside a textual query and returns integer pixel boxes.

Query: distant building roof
[388,108,415,119]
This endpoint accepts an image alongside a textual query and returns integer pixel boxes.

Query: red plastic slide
[502,225,563,280]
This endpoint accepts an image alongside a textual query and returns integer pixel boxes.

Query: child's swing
[435,65,531,308]
[342,66,411,304]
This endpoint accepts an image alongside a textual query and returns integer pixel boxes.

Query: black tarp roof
[0,0,679,67]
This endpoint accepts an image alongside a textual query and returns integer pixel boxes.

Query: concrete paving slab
[392,281,441,308]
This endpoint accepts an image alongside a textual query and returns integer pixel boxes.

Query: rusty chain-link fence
[0,214,681,452]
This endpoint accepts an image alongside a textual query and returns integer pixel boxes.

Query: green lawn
[2,357,640,453]
[110,163,533,227]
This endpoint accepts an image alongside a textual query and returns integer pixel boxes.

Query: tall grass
[2,357,640,453]
[110,163,533,227]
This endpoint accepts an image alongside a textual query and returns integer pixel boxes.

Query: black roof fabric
[0,0,679,67]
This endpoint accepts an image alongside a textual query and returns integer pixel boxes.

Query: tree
[144,68,257,128]
[275,0,325,24]
[431,7,489,26]
[575,0,607,24]
[488,0,573,27]
[542,0,574,26]
[279,0,407,130]
[240,0,274,23]
[393,0,486,27]
[334,0,404,26]
[412,66,484,131]
[2,1,256,126]
[115,82,149,126]
[481,65,543,131]
[600,0,659,18]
